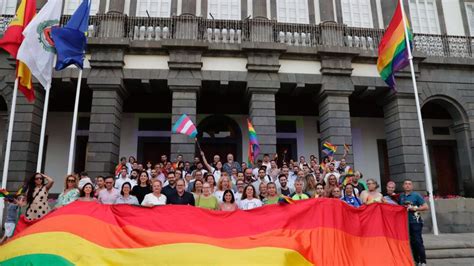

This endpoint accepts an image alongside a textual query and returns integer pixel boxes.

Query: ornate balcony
[1,14,473,58]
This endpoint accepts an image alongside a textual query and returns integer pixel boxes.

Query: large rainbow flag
[377,0,413,89]
[0,199,413,265]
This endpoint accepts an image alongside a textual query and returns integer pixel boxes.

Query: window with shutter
[341,0,373,28]
[409,0,440,34]
[2,0,17,15]
[465,3,474,36]
[276,0,309,23]
[208,0,241,20]
[63,0,100,15]
[137,0,171,17]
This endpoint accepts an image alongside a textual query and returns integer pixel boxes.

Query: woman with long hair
[191,179,204,200]
[324,174,338,197]
[214,175,233,203]
[131,171,152,204]
[115,182,139,205]
[25,173,54,220]
[55,174,80,208]
[78,183,97,202]
[238,185,262,210]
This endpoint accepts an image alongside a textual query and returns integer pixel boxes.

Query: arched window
[63,0,100,15]
[136,0,171,17]
[341,0,373,28]
[208,0,241,20]
[277,0,309,24]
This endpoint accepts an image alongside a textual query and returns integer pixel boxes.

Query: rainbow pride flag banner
[0,199,412,265]
[322,141,337,155]
[172,114,198,138]
[377,1,413,89]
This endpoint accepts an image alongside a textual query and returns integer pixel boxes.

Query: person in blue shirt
[341,183,362,207]
[399,179,429,266]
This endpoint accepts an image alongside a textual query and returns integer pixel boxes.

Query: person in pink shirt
[98,176,120,204]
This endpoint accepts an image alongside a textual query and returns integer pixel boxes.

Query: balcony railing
[1,14,473,58]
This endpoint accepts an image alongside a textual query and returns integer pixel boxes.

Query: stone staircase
[424,233,474,265]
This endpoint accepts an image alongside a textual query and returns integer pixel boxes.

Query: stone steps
[424,234,474,265]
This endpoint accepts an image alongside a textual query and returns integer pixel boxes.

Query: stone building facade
[0,0,473,196]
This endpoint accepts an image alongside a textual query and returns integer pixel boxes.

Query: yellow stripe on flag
[17,61,32,89]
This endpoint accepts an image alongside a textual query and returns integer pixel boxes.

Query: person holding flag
[0,0,36,225]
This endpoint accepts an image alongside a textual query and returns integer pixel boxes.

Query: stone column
[318,86,353,165]
[451,122,473,195]
[248,87,278,157]
[85,85,126,178]
[3,89,45,190]
[170,86,199,162]
[383,93,425,191]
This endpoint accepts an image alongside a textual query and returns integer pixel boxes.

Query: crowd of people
[1,151,428,265]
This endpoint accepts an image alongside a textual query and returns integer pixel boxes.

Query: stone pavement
[424,233,474,266]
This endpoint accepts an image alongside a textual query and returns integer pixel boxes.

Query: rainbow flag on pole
[322,141,337,155]
[377,0,413,89]
[247,119,260,165]
[1,200,413,265]
[172,114,198,138]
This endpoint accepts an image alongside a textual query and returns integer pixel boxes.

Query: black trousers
[409,223,426,264]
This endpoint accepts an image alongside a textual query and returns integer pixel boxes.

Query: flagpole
[67,69,83,174]
[0,78,19,225]
[1,78,18,189]
[36,83,51,172]
[399,0,439,236]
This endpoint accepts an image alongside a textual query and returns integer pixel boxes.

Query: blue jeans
[409,223,426,264]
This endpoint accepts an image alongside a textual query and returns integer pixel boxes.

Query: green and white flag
[17,0,63,89]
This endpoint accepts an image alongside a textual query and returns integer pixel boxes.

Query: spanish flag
[0,0,36,102]
[0,199,413,265]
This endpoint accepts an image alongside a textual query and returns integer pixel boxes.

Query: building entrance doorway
[137,137,171,165]
[197,115,242,162]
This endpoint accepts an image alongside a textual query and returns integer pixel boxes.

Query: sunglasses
[35,177,43,180]
[105,182,113,184]
[67,179,76,182]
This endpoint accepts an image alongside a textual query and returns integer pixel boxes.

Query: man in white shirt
[115,167,132,190]
[262,154,271,174]
[253,168,272,194]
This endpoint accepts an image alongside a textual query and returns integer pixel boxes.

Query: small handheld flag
[247,119,260,166]
[377,1,413,90]
[51,0,91,70]
[278,195,295,205]
[322,141,337,156]
[172,114,198,138]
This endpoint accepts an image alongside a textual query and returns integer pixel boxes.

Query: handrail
[0,14,472,58]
